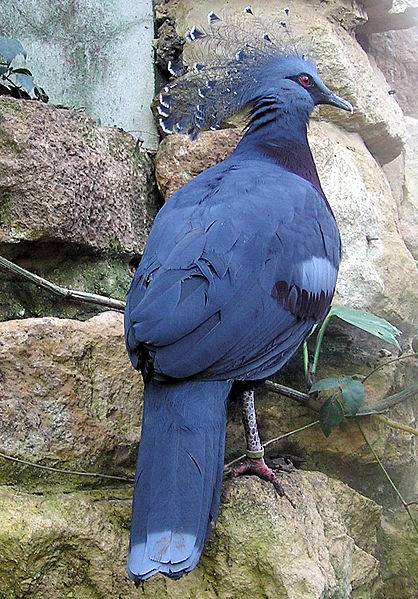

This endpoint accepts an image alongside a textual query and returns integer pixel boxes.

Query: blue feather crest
[157,7,313,139]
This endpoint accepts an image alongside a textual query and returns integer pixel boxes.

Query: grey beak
[317,81,353,113]
[324,91,353,113]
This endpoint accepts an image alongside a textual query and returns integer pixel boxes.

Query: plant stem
[311,312,333,377]
[362,352,418,384]
[357,423,418,535]
[303,340,309,381]
[374,414,418,436]
[0,451,134,483]
[0,255,126,312]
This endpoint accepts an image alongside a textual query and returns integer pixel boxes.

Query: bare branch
[0,255,126,312]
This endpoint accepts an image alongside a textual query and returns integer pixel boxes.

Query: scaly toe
[224,457,296,508]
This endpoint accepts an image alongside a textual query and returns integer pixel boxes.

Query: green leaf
[11,67,32,76]
[11,71,35,94]
[340,377,365,415]
[320,393,345,437]
[329,305,401,350]
[309,377,340,394]
[0,36,26,66]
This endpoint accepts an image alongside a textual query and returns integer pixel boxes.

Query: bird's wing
[125,159,340,380]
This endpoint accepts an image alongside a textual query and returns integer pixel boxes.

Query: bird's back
[125,155,340,382]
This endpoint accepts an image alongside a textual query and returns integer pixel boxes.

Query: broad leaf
[12,71,35,94]
[319,393,345,437]
[309,377,339,394]
[12,67,32,76]
[329,305,401,350]
[0,36,26,66]
[340,377,365,415]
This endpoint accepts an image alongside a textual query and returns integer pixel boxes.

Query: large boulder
[0,98,156,253]
[358,0,418,34]
[0,472,383,599]
[0,311,142,488]
[0,98,158,321]
[361,26,418,118]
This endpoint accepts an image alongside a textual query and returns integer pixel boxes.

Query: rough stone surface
[161,0,405,164]
[0,0,158,150]
[155,124,418,328]
[376,511,418,599]
[0,311,142,487]
[358,0,418,34]
[400,116,418,258]
[0,98,157,254]
[362,26,418,117]
[0,472,383,599]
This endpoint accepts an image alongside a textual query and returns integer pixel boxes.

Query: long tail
[127,378,232,581]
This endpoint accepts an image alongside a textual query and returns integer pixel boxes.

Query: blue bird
[124,9,352,582]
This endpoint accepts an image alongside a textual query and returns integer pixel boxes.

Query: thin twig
[224,420,320,469]
[0,451,134,483]
[357,424,418,535]
[362,352,418,384]
[374,414,418,436]
[0,256,126,312]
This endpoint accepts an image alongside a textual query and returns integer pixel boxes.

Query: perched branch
[264,380,310,404]
[265,376,418,417]
[0,255,126,312]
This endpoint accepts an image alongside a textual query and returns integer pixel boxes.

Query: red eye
[299,74,312,87]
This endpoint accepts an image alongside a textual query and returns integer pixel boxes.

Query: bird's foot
[224,457,296,508]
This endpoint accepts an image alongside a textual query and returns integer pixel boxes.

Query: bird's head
[247,54,352,121]
[157,11,353,139]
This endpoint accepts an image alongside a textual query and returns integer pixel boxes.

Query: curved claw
[224,457,296,508]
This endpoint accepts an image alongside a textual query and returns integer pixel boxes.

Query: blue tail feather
[127,379,232,581]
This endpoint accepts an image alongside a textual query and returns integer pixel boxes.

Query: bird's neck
[234,100,325,198]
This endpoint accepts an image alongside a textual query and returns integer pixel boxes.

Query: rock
[376,511,418,599]
[0,311,142,488]
[0,471,384,599]
[0,97,158,321]
[358,0,418,34]
[155,129,242,199]
[155,124,418,328]
[160,0,405,164]
[0,98,157,254]
[400,117,418,258]
[361,26,418,118]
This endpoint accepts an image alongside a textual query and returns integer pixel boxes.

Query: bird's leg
[224,388,295,508]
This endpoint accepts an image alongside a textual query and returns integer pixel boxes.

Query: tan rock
[358,0,418,34]
[0,98,157,254]
[0,472,383,599]
[400,116,418,258]
[155,129,241,199]
[0,311,142,484]
[362,26,418,118]
[160,0,405,164]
